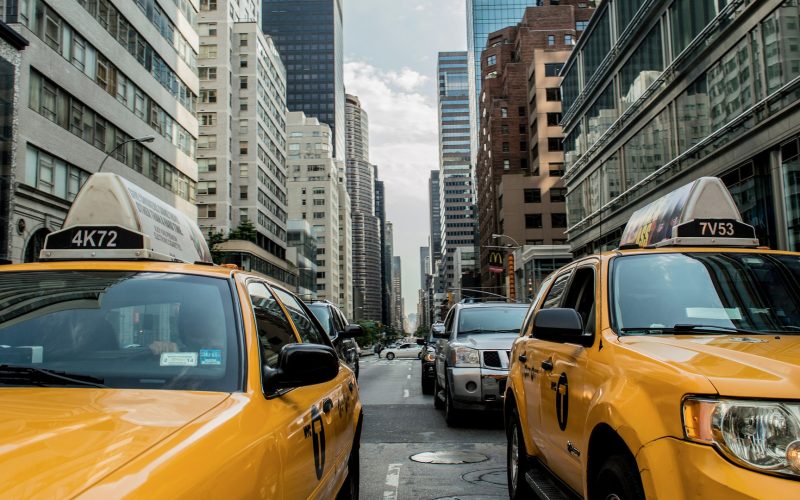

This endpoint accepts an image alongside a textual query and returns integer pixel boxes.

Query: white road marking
[407,374,411,379]
[403,389,409,398]
[383,463,402,500]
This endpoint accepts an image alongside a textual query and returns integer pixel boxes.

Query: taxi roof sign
[619,177,759,249]
[41,173,212,263]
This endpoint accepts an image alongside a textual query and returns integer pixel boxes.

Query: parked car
[433,302,528,426]
[420,323,444,394]
[306,300,363,379]
[381,343,423,360]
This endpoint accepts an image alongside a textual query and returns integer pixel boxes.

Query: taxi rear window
[0,271,241,392]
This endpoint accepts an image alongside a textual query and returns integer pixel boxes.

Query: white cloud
[344,59,439,299]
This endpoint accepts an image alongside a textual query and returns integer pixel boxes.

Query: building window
[198,135,216,149]
[565,35,574,45]
[502,142,510,152]
[547,35,555,46]
[200,0,217,10]
[551,213,567,228]
[576,21,588,31]
[487,54,496,66]
[240,55,248,68]
[503,159,511,170]
[240,34,248,47]
[200,89,217,103]
[549,163,565,177]
[240,76,248,89]
[198,204,217,218]
[550,188,567,202]
[501,124,509,134]
[199,67,217,80]
[240,163,248,177]
[199,44,217,58]
[239,141,248,155]
[524,189,541,203]
[525,214,543,228]
[198,181,217,195]
[518,106,526,116]
[548,138,564,151]
[544,63,562,77]
[239,97,248,111]
[547,112,562,126]
[198,158,217,172]
[199,112,216,126]
[500,107,508,118]
[620,25,663,110]
[546,88,561,101]
[240,186,248,199]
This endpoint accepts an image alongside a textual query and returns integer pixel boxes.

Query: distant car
[306,301,363,379]
[382,343,423,361]
[420,322,445,394]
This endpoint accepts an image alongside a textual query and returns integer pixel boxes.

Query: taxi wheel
[433,374,444,409]
[336,446,360,500]
[444,379,460,426]
[594,453,645,500]
[386,352,395,360]
[507,407,534,500]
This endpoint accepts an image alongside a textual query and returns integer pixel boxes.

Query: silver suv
[432,302,528,426]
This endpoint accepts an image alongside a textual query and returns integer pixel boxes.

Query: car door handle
[541,359,553,372]
[518,353,527,363]
[322,398,333,414]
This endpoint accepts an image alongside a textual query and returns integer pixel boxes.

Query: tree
[206,228,228,264]
[229,219,257,242]
[415,324,429,337]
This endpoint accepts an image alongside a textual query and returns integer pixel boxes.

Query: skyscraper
[466,0,539,159]
[428,170,442,278]
[198,0,294,287]
[5,1,199,263]
[437,52,477,303]
[345,94,382,321]
[262,0,345,161]
[375,178,392,326]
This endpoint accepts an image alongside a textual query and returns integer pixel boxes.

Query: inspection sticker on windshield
[160,352,198,367]
[199,349,222,366]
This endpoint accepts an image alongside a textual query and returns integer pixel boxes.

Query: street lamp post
[97,135,156,173]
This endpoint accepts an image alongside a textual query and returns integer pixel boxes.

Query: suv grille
[483,351,501,368]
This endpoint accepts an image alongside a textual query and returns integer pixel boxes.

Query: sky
[343,0,467,327]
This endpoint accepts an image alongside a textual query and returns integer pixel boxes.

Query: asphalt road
[357,354,507,500]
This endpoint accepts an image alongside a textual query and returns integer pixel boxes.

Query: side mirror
[416,338,426,345]
[431,328,448,339]
[264,344,339,393]
[532,308,593,347]
[341,324,363,338]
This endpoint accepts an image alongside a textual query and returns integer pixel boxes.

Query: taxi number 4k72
[71,229,119,248]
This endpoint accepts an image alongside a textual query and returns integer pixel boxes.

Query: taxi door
[535,264,597,493]
[247,282,341,499]
[524,270,573,456]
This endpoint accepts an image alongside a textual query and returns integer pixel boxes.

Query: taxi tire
[421,376,434,395]
[336,445,360,500]
[594,453,645,500]
[386,352,395,360]
[507,407,534,500]
[433,374,444,409]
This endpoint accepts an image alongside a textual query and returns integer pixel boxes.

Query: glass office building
[262,0,345,161]
[561,0,800,255]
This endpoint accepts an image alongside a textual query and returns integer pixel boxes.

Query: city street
[357,355,507,500]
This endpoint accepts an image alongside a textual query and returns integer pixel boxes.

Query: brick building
[477,1,593,291]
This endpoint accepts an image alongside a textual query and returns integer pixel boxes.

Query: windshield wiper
[0,365,107,388]
[620,324,764,336]
[457,329,487,334]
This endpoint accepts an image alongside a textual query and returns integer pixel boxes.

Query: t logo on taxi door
[556,372,569,431]
[304,406,326,480]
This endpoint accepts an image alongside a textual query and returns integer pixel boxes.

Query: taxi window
[522,275,555,337]
[272,288,329,345]
[0,271,240,391]
[612,253,800,334]
[247,282,297,369]
[541,272,572,309]
[307,303,333,336]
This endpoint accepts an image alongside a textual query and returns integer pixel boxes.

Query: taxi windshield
[0,271,241,391]
[612,253,800,335]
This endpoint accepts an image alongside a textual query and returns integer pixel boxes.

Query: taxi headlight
[683,397,800,477]
[450,346,480,367]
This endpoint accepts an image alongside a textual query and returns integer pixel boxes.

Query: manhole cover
[410,451,489,464]
[462,468,507,487]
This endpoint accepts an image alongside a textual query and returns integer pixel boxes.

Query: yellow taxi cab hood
[0,388,230,498]
[620,334,800,399]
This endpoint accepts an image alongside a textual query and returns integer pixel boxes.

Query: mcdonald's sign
[488,251,504,274]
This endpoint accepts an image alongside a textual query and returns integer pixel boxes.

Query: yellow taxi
[0,173,362,499]
[505,177,800,499]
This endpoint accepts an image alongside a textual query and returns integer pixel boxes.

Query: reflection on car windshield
[457,307,527,335]
[613,253,800,335]
[0,271,240,391]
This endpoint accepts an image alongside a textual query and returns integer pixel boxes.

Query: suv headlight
[683,397,800,477]
[450,346,479,367]
[423,352,435,362]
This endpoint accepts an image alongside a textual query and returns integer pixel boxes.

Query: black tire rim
[509,421,520,495]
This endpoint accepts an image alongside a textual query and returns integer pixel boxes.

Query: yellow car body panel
[508,248,800,498]
[0,261,362,499]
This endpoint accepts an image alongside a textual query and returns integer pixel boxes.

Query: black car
[420,322,444,394]
[307,300,362,378]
